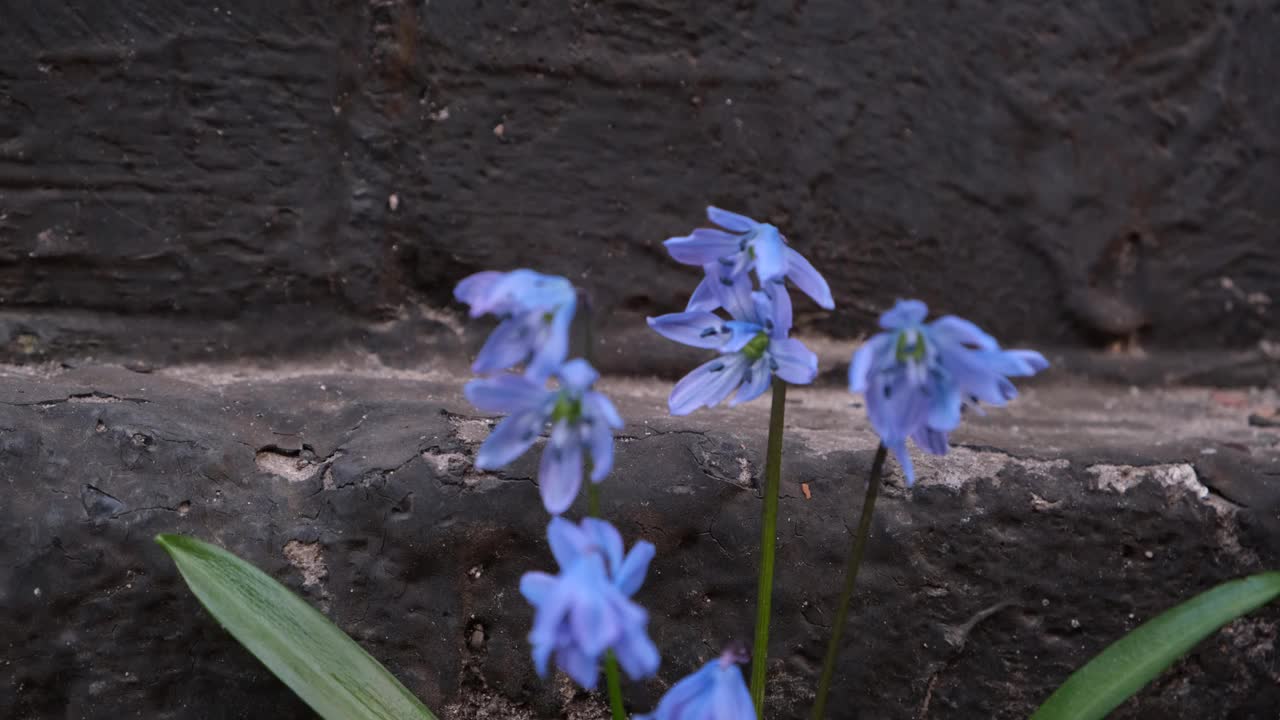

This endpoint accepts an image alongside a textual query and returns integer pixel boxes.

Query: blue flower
[519,517,660,689]
[636,648,753,720]
[664,206,834,311]
[848,299,1049,485]
[466,359,623,514]
[648,274,818,415]
[454,269,577,381]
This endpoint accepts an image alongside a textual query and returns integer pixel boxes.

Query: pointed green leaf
[157,534,436,720]
[1032,571,1280,720]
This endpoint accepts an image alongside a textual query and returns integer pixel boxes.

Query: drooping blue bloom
[664,206,834,311]
[648,274,818,415]
[636,647,753,720]
[466,358,623,514]
[848,299,1049,485]
[454,269,577,381]
[519,517,660,689]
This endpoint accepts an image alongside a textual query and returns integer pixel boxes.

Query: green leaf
[157,534,437,720]
[1032,571,1280,720]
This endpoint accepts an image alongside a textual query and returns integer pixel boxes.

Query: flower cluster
[455,269,577,381]
[455,270,620,514]
[649,207,829,413]
[456,262,758,717]
[455,269,663,694]
[520,517,660,687]
[465,359,622,514]
[452,203,1048,719]
[848,299,1048,484]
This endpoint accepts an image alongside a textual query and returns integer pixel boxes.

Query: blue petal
[721,249,752,282]
[930,315,998,350]
[879,299,929,330]
[527,582,572,677]
[614,540,655,597]
[848,334,890,393]
[785,247,835,310]
[710,662,755,720]
[763,283,792,338]
[706,206,757,233]
[499,270,575,310]
[751,291,774,334]
[469,270,538,316]
[651,660,718,718]
[548,516,588,569]
[613,620,661,681]
[664,228,742,265]
[722,320,765,352]
[582,518,626,579]
[865,365,931,445]
[587,415,615,482]
[937,348,1019,407]
[558,358,599,393]
[569,560,615,657]
[966,350,1037,379]
[519,571,556,605]
[472,316,534,375]
[557,644,601,690]
[648,311,732,349]
[769,338,818,385]
[454,271,504,316]
[584,391,624,429]
[475,410,544,469]
[668,354,750,416]
[729,358,772,406]
[715,272,759,324]
[686,267,723,312]
[912,425,951,456]
[465,374,549,414]
[926,369,962,431]
[1006,349,1050,375]
[887,438,916,486]
[539,421,584,514]
[751,224,787,283]
[526,299,577,381]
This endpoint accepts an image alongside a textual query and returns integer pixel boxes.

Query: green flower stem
[587,480,602,517]
[603,652,626,720]
[810,443,888,720]
[585,480,625,720]
[749,380,789,717]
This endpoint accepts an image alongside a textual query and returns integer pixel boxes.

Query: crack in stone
[255,444,342,484]
[919,600,1017,718]
[8,391,151,408]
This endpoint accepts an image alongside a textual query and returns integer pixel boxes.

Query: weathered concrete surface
[2,1,1279,368]
[2,361,1278,719]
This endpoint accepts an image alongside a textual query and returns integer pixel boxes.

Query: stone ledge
[1,363,1278,719]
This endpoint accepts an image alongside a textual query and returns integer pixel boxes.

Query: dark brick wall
[1,1,1277,363]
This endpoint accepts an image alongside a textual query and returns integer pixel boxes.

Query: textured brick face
[1,2,1278,363]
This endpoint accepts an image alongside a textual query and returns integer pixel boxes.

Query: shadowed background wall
[1,0,1277,364]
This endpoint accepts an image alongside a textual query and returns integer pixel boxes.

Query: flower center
[894,329,927,363]
[742,331,770,361]
[550,393,582,424]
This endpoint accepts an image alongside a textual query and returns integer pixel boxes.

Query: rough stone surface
[2,1,1279,369]
[2,362,1279,719]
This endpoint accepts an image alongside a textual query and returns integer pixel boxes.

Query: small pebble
[468,625,486,650]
